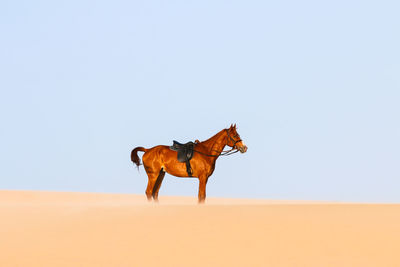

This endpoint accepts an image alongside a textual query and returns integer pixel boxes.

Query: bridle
[193,129,241,157]
[226,129,242,149]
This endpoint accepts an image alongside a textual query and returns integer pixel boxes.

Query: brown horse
[131,124,247,203]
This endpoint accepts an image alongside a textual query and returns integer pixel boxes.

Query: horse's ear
[234,123,236,128]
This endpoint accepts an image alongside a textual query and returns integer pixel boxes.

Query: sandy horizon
[1,190,400,266]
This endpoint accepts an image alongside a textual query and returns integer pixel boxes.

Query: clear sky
[1,0,399,202]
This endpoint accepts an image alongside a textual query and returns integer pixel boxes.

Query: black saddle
[170,140,195,176]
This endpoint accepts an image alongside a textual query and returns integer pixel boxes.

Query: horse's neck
[201,129,227,156]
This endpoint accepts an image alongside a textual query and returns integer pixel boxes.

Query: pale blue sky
[1,1,399,202]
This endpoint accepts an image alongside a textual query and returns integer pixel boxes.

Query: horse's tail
[131,147,147,168]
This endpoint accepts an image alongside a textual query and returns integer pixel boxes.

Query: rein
[193,129,241,158]
[193,147,239,157]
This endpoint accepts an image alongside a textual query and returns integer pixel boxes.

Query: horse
[130,124,248,203]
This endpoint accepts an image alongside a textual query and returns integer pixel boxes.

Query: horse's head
[226,124,248,153]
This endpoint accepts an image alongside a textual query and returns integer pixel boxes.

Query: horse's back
[142,145,175,162]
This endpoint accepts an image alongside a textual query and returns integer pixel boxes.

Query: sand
[1,190,399,267]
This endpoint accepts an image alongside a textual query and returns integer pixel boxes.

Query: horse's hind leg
[152,169,165,202]
[144,167,159,201]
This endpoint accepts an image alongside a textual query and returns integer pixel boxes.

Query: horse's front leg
[198,176,208,204]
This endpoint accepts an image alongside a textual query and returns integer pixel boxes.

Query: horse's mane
[200,128,226,144]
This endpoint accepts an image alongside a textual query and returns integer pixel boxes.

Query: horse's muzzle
[238,145,248,153]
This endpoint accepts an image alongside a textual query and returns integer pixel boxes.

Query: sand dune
[1,190,399,267]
